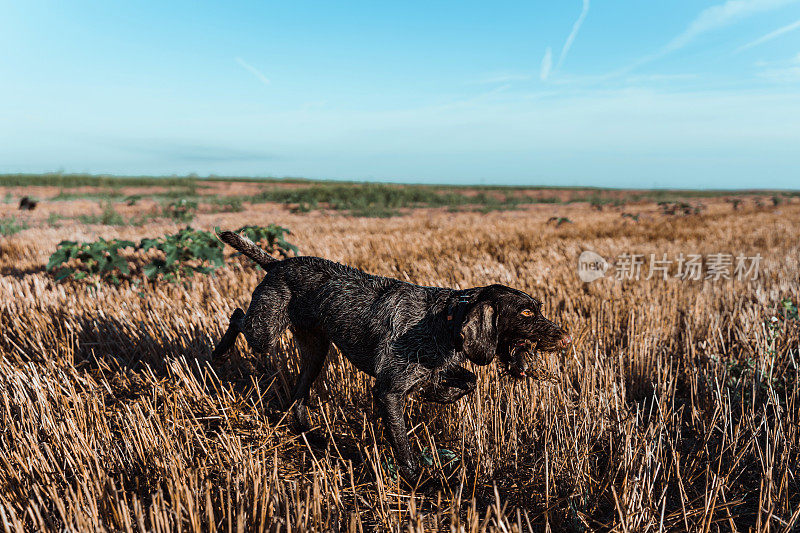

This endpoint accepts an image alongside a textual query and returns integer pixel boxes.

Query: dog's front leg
[373,388,419,482]
[420,366,477,404]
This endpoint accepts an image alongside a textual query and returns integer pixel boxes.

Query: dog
[211,230,571,481]
[18,197,37,211]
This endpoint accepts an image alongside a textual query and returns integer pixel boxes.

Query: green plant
[212,197,245,213]
[0,173,200,188]
[535,196,560,204]
[53,189,124,202]
[233,224,299,258]
[44,224,297,286]
[728,198,742,211]
[779,298,798,321]
[139,227,224,282]
[46,239,134,285]
[253,183,523,217]
[420,447,459,469]
[140,225,297,282]
[348,205,401,217]
[0,217,28,236]
[77,201,126,226]
[659,201,704,216]
[127,213,156,227]
[764,316,781,388]
[547,216,572,226]
[290,200,317,213]
[722,304,797,405]
[589,198,605,211]
[162,199,197,223]
[47,213,68,227]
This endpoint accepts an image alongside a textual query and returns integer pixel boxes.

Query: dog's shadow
[43,313,368,465]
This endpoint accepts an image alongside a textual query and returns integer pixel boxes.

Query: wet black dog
[212,231,570,481]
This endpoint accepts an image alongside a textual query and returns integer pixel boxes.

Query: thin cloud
[472,73,533,84]
[235,57,271,85]
[757,65,800,81]
[301,101,328,112]
[540,47,553,81]
[431,84,513,113]
[663,0,797,55]
[624,73,699,83]
[557,0,591,70]
[754,51,800,81]
[604,0,798,79]
[735,18,800,53]
[114,139,277,162]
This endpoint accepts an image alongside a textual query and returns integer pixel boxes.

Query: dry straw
[0,198,798,531]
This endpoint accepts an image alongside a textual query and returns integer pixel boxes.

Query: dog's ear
[460,301,497,365]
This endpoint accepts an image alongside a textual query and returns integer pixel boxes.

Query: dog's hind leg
[287,330,330,433]
[211,308,245,360]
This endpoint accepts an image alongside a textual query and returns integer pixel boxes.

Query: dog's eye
[520,309,533,317]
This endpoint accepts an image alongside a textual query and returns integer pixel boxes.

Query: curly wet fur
[212,230,569,482]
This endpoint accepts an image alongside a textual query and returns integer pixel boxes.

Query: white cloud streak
[557,0,590,70]
[754,51,800,81]
[540,47,553,81]
[472,73,533,84]
[235,57,271,85]
[663,0,797,55]
[602,0,798,79]
[735,17,800,52]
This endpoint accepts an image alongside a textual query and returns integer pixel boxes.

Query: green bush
[45,223,299,286]
[212,197,245,213]
[140,225,298,281]
[162,199,197,222]
[139,227,224,282]
[125,195,142,206]
[45,224,299,286]
[234,224,298,258]
[46,239,135,285]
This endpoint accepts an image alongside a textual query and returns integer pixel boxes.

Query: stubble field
[1,179,798,532]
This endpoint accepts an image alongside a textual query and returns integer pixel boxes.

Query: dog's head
[459,285,570,378]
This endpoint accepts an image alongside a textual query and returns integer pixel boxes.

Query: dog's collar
[447,290,474,350]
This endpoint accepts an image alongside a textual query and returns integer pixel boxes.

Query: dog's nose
[560,334,571,347]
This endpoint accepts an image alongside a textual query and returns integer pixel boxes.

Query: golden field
[1,185,798,532]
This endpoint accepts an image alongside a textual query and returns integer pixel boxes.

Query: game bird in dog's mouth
[212,229,571,483]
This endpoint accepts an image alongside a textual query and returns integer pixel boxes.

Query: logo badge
[578,251,608,283]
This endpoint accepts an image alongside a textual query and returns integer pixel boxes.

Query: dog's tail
[217,230,278,269]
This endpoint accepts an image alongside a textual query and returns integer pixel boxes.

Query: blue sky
[2,0,800,188]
